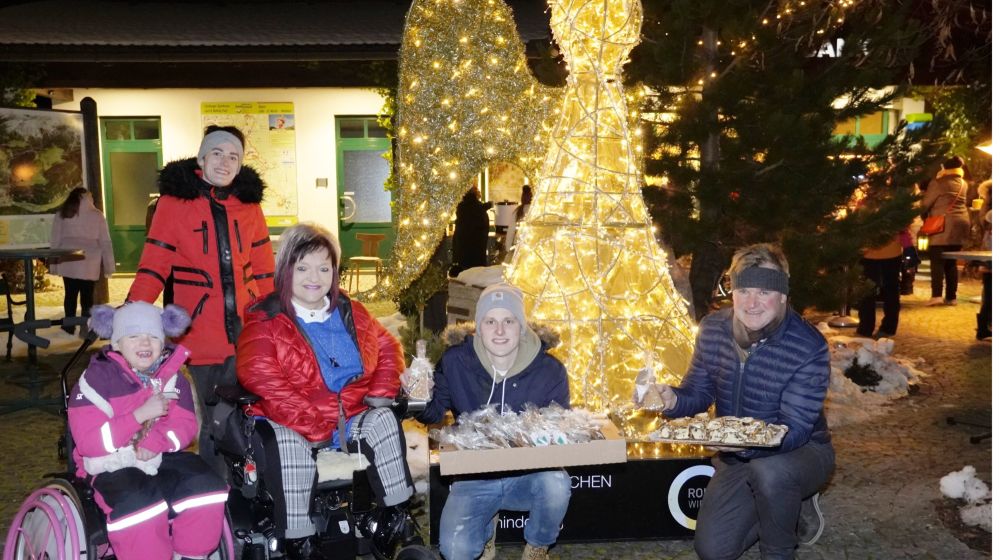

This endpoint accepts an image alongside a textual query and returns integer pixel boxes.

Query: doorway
[335,116,395,262]
[100,118,163,272]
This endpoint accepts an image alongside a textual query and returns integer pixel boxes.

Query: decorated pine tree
[626,0,990,313]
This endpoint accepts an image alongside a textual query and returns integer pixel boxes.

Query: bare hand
[134,447,158,461]
[650,383,678,410]
[133,393,170,423]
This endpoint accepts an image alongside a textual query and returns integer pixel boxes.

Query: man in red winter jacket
[128,125,275,468]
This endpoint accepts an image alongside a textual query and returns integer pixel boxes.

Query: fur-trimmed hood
[158,157,266,203]
[441,321,561,349]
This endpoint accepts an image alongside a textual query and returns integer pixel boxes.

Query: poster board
[0,107,86,247]
[201,102,298,227]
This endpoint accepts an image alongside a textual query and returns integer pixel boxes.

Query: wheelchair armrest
[215,384,262,406]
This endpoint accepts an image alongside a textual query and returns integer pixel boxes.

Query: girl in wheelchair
[236,223,422,560]
[68,302,229,560]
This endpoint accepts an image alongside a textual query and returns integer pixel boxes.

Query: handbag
[919,184,965,236]
[210,400,253,456]
[918,215,945,236]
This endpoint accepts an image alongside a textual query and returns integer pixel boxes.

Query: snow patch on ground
[940,466,992,532]
[378,312,407,339]
[455,265,504,288]
[816,325,928,428]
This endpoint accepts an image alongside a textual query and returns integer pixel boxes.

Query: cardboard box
[446,278,484,325]
[436,419,627,476]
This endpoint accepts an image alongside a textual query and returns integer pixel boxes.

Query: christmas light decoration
[507,0,695,410]
[373,0,561,301]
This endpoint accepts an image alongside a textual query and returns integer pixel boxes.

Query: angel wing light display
[376,0,560,300]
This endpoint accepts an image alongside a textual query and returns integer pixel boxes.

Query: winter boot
[283,536,323,560]
[480,515,499,560]
[797,493,825,545]
[521,543,549,560]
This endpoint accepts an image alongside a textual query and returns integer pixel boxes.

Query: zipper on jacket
[234,220,243,252]
[194,221,209,254]
[733,340,766,417]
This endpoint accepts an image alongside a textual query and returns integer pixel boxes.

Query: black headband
[731,266,789,294]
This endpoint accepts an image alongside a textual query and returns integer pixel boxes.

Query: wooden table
[0,247,84,415]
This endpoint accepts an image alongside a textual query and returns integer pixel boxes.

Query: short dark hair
[943,156,965,170]
[203,125,245,148]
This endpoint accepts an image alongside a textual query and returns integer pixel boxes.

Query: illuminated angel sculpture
[387,0,694,409]
[506,0,694,409]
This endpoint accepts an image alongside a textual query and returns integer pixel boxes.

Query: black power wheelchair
[211,386,438,560]
[3,327,436,560]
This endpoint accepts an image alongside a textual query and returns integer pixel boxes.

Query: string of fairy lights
[372,0,561,301]
[506,0,695,411]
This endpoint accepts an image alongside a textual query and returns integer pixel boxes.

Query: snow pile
[819,331,927,428]
[455,265,504,288]
[940,466,992,532]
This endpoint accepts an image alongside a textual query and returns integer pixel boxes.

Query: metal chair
[346,233,386,293]
[0,273,27,361]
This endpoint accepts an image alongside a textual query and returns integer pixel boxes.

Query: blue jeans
[438,470,571,560]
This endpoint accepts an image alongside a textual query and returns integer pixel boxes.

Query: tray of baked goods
[646,413,788,448]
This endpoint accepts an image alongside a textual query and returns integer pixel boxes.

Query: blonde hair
[728,243,790,278]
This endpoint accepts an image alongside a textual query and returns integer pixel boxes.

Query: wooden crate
[446,279,483,325]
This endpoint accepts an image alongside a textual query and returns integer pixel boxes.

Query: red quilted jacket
[235,292,403,443]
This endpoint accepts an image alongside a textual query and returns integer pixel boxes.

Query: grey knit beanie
[197,130,244,167]
[475,283,527,328]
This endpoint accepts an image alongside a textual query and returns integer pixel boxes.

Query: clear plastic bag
[401,340,434,401]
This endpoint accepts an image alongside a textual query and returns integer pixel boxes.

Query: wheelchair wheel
[3,479,89,560]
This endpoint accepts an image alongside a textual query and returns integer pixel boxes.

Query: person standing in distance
[128,125,275,469]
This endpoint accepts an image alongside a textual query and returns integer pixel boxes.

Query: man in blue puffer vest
[419,283,571,560]
[639,243,835,560]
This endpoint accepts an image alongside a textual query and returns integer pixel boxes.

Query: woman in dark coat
[450,187,491,276]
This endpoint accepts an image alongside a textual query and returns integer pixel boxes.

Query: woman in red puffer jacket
[236,223,420,559]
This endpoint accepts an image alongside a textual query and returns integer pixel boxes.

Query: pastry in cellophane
[401,339,434,401]
[649,413,788,447]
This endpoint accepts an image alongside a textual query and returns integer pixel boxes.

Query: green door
[100,118,163,272]
[336,117,395,261]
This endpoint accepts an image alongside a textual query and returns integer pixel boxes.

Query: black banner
[428,457,714,544]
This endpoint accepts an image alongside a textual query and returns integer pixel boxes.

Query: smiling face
[199,141,241,187]
[291,249,334,310]
[732,286,787,331]
[117,334,164,371]
[479,307,521,359]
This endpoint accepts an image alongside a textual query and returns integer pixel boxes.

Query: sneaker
[925,297,945,306]
[521,543,549,560]
[797,493,825,546]
[480,515,498,560]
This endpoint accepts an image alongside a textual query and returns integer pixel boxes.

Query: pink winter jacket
[49,203,116,281]
[68,344,197,478]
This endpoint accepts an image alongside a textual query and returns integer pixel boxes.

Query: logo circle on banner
[667,464,715,529]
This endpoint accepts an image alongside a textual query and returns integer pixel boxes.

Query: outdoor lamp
[917,233,929,252]
[975,142,992,156]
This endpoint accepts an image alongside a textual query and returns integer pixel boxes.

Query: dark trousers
[62,277,95,332]
[928,245,962,299]
[188,356,237,477]
[694,441,835,560]
[857,256,902,337]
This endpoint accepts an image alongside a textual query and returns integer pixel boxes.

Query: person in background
[921,156,971,306]
[857,229,912,339]
[69,302,228,560]
[450,186,491,276]
[237,223,421,560]
[420,283,572,560]
[49,187,116,335]
[504,184,533,252]
[128,125,275,469]
[975,179,991,340]
[638,243,834,560]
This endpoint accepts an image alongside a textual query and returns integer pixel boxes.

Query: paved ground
[1,274,992,559]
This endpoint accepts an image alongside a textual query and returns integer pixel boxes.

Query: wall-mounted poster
[0,107,86,247]
[202,102,298,227]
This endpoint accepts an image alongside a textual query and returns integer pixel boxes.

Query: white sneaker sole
[801,493,825,546]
